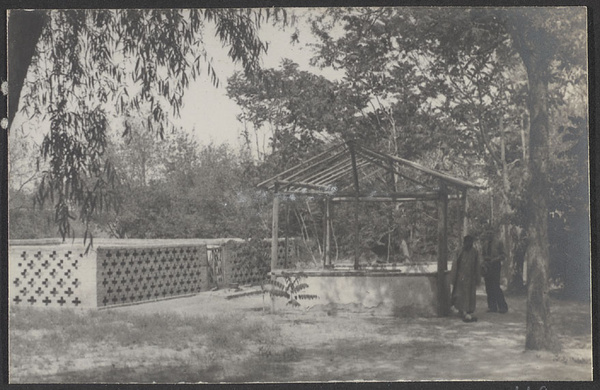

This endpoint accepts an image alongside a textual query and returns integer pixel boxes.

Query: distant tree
[227,59,363,166]
[98,123,268,240]
[8,8,288,244]
[7,126,53,239]
[116,112,166,188]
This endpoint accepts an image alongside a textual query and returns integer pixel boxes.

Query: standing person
[481,229,509,313]
[451,235,480,322]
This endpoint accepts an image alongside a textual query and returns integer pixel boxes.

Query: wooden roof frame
[262,141,484,317]
[257,141,485,196]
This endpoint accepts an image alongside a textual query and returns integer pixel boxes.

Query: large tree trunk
[506,10,560,351]
[8,10,48,125]
[522,55,561,352]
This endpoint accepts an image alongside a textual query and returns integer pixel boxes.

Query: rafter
[257,143,344,189]
[357,144,484,190]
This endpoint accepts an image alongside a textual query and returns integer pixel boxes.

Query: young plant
[261,272,317,308]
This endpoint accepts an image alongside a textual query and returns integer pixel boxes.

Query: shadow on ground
[9,289,592,383]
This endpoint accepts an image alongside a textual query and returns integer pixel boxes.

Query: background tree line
[9,117,271,241]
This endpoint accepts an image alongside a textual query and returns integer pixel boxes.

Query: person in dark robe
[451,235,480,322]
[481,229,509,313]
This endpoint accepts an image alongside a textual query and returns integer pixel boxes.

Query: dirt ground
[9,287,592,383]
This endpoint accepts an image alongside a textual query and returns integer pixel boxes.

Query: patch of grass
[28,361,227,384]
[10,306,282,383]
[226,358,295,382]
[266,346,303,362]
[10,307,278,350]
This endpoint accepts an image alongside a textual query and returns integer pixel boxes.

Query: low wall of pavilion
[271,266,451,317]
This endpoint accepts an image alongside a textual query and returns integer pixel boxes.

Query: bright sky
[173,8,342,148]
[11,8,343,151]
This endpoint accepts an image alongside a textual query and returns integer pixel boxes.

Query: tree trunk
[522,57,561,352]
[505,9,561,351]
[8,10,48,125]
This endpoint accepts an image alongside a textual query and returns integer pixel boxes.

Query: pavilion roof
[257,141,484,198]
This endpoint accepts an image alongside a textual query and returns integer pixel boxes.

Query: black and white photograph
[4,6,593,383]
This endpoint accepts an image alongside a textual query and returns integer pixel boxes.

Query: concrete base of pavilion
[271,267,452,317]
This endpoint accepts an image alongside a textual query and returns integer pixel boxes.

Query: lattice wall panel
[96,245,209,308]
[221,241,297,286]
[10,249,87,308]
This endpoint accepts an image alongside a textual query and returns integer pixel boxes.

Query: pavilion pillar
[387,158,397,262]
[460,188,469,237]
[284,200,290,269]
[348,141,361,270]
[437,181,450,316]
[271,186,280,272]
[354,199,360,270]
[323,197,332,268]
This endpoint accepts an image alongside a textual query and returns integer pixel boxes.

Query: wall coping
[96,244,208,251]
[270,269,450,277]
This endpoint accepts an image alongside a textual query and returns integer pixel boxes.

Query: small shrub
[262,272,318,308]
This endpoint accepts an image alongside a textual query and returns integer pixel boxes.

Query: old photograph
[5,6,592,382]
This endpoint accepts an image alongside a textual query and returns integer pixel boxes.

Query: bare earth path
[10,288,592,382]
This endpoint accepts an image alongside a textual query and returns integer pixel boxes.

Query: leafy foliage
[97,125,271,239]
[227,59,363,167]
[262,272,318,308]
[15,8,287,246]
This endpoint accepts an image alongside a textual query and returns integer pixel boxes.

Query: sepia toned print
[6,7,591,382]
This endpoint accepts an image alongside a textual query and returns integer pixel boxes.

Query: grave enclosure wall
[9,246,95,308]
[95,245,210,308]
[9,239,302,309]
[220,239,299,287]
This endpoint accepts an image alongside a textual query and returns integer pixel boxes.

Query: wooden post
[348,142,361,270]
[460,189,468,237]
[284,200,289,269]
[354,199,360,270]
[271,186,280,272]
[490,193,494,225]
[437,181,449,316]
[387,158,397,262]
[324,197,331,267]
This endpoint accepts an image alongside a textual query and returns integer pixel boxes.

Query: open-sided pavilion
[258,141,484,315]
